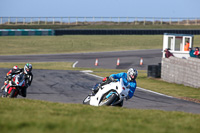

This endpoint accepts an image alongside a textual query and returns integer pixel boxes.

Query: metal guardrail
[0,17,200,25]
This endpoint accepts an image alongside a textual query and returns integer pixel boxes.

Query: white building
[162,33,194,59]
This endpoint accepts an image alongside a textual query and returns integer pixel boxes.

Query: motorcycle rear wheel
[99,93,118,106]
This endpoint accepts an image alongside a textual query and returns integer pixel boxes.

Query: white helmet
[127,68,138,81]
[13,66,19,71]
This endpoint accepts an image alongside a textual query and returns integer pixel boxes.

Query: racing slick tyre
[99,93,118,106]
[83,95,91,105]
[9,89,17,98]
[115,100,123,107]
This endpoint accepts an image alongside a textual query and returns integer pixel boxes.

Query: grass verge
[0,35,200,55]
[0,62,74,70]
[0,98,200,133]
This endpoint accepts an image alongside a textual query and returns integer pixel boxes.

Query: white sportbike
[83,78,129,107]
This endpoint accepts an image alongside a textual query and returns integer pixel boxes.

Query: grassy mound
[0,98,200,133]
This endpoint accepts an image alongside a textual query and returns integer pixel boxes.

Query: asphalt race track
[1,68,200,114]
[0,49,162,70]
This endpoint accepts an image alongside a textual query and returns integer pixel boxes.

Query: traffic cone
[95,59,98,66]
[117,58,120,66]
[140,58,143,65]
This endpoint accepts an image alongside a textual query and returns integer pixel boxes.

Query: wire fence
[0,17,200,25]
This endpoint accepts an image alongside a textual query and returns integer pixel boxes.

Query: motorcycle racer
[19,63,33,97]
[92,68,137,100]
[1,63,33,98]
[1,66,21,91]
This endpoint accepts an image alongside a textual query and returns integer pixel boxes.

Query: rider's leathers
[109,72,137,99]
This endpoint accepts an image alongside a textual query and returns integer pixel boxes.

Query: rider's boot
[91,83,101,96]
[1,85,5,90]
[92,88,99,96]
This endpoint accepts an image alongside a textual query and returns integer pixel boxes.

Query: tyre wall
[0,29,54,36]
[55,29,200,35]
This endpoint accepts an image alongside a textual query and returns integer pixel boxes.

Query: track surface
[0,49,162,70]
[1,68,200,114]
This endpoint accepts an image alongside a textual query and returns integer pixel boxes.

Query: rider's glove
[109,76,115,82]
[7,75,12,80]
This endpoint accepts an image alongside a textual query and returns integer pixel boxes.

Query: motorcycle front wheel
[9,89,17,98]
[83,95,91,105]
[99,93,118,106]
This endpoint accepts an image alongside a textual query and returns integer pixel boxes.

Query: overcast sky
[0,0,199,18]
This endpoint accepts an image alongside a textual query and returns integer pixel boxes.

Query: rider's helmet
[12,66,19,71]
[24,63,32,74]
[127,68,138,81]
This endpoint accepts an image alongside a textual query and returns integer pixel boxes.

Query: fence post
[126,17,129,23]
[93,17,95,23]
[15,18,18,25]
[169,18,171,25]
[153,17,154,25]
[61,17,62,25]
[30,18,32,25]
[187,18,189,25]
[0,17,2,24]
[118,17,120,24]
[143,17,146,25]
[38,17,40,25]
[76,17,78,25]
[178,18,180,25]
[195,18,197,25]
[53,17,55,25]
[161,18,163,25]
[45,17,47,25]
[68,17,70,25]
[8,17,10,24]
[135,17,137,25]
[23,18,25,25]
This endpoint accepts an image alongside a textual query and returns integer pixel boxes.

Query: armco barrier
[54,29,200,35]
[0,29,54,36]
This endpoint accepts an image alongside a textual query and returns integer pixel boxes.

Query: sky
[0,0,200,18]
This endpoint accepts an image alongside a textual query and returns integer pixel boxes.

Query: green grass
[0,35,200,55]
[1,24,200,29]
[0,35,162,55]
[0,98,200,133]
[0,62,74,70]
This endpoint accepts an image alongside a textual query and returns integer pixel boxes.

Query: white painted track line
[72,61,79,68]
